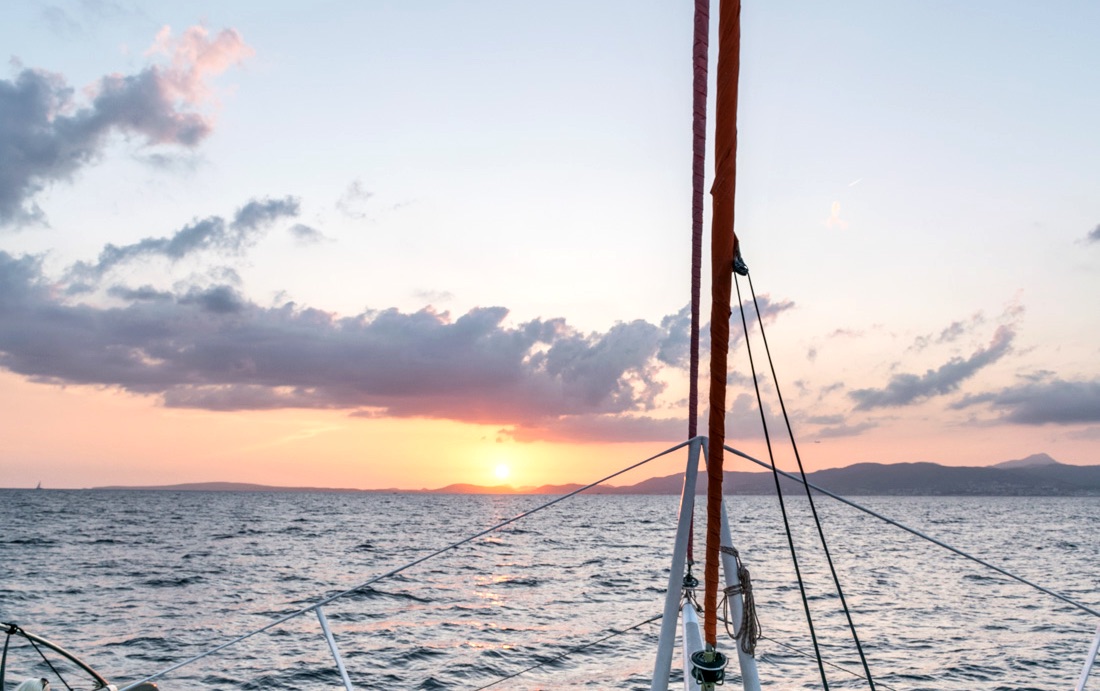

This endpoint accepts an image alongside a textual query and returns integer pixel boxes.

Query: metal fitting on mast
[690,646,728,689]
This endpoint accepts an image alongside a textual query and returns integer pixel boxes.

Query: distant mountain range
[84,453,1100,496]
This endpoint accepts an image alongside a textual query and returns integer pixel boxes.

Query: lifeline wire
[118,440,691,691]
[743,271,877,690]
[733,275,831,689]
[471,613,664,690]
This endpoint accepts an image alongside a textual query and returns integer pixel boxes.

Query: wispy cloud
[910,312,985,352]
[336,179,372,220]
[66,196,299,287]
[289,223,327,244]
[850,325,1016,410]
[0,24,252,227]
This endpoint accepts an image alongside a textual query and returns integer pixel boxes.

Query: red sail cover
[704,0,741,647]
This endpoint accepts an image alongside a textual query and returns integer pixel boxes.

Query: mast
[704,0,742,648]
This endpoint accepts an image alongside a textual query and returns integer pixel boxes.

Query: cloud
[0,25,252,227]
[145,25,255,106]
[504,414,683,444]
[815,420,878,438]
[952,378,1100,425]
[233,196,299,232]
[67,196,299,285]
[849,325,1016,410]
[413,289,454,304]
[1087,224,1100,244]
[289,223,327,244]
[909,312,986,352]
[336,179,372,220]
[0,251,697,443]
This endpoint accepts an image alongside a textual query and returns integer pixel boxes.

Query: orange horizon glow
[0,371,1096,492]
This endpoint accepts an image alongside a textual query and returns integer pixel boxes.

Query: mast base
[690,648,728,688]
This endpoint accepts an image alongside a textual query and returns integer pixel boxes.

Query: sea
[1,489,1097,690]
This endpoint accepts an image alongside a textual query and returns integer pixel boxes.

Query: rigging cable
[732,273,831,689]
[756,635,900,691]
[118,440,691,691]
[726,446,1100,620]
[743,271,877,688]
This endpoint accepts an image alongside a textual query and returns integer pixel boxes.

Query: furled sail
[704,0,742,648]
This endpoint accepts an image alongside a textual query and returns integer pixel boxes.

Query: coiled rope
[718,546,760,655]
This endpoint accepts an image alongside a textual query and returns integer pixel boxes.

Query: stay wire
[733,275,831,690]
[745,271,877,690]
[119,440,691,691]
[756,635,900,691]
[726,446,1100,620]
[470,613,663,690]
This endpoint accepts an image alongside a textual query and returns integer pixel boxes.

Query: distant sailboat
[35,482,42,490]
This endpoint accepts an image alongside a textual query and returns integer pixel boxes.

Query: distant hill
[92,481,399,493]
[993,452,1060,469]
[82,454,1100,496]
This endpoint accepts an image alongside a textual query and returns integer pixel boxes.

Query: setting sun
[494,464,510,481]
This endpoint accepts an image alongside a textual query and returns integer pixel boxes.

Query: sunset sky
[1,1,1098,490]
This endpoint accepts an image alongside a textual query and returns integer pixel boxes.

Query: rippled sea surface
[2,488,1097,690]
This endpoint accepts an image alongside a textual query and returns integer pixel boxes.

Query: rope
[743,272,877,690]
[118,440,691,691]
[726,445,1100,620]
[719,546,760,655]
[733,276,831,689]
[470,613,663,691]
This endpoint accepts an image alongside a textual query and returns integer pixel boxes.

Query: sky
[1,0,1098,490]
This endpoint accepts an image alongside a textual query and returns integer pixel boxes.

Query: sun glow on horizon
[494,463,510,482]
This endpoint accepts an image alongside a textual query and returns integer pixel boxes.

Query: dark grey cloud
[850,325,1015,410]
[0,68,208,226]
[0,251,696,442]
[952,379,1100,425]
[233,197,300,232]
[106,284,173,302]
[1,28,251,227]
[1087,224,1100,244]
[67,196,299,285]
